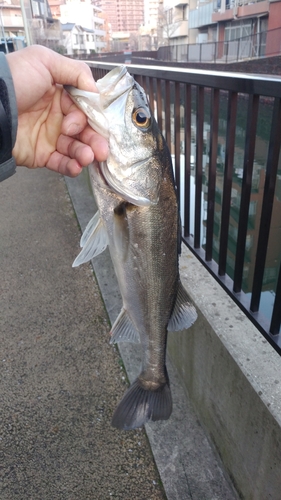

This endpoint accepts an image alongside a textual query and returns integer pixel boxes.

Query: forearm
[0,52,18,182]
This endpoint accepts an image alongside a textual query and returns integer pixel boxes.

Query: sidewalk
[0,168,165,500]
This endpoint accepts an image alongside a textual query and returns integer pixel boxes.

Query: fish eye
[132,107,151,129]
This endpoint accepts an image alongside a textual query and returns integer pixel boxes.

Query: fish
[65,65,197,430]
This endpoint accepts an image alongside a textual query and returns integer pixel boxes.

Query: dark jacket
[0,52,18,182]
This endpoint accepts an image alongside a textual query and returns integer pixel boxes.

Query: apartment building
[93,0,144,32]
[139,0,160,48]
[0,0,24,38]
[0,0,61,48]
[189,0,281,57]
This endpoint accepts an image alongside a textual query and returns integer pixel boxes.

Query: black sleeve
[0,52,18,182]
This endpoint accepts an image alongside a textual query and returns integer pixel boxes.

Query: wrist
[0,52,18,181]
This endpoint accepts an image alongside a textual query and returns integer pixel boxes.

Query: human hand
[7,45,108,177]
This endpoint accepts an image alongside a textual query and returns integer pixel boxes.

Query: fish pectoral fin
[110,308,140,344]
[111,377,172,430]
[168,281,198,332]
[72,214,108,267]
[80,211,100,248]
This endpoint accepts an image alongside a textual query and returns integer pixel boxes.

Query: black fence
[87,61,281,354]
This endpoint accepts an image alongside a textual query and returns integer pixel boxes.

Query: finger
[77,125,109,162]
[43,47,98,92]
[57,134,94,166]
[46,150,84,177]
[60,91,88,136]
[61,109,89,137]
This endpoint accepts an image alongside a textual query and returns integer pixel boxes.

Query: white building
[50,0,106,52]
[61,22,99,54]
[162,0,189,45]
[140,0,161,49]
[59,0,103,31]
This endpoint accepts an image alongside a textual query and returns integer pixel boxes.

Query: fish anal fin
[72,216,108,267]
[110,308,140,344]
[168,281,197,332]
[111,378,172,430]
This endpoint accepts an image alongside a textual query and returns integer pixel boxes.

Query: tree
[157,5,177,47]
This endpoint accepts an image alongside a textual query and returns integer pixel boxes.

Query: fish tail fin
[111,376,172,430]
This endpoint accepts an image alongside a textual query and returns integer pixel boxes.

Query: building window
[225,20,252,41]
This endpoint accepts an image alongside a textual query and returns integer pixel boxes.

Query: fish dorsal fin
[72,212,108,267]
[110,308,140,344]
[168,281,197,332]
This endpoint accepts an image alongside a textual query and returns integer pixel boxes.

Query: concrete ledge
[64,169,281,499]
[176,246,281,499]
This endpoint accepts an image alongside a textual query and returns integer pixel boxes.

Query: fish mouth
[99,158,159,207]
[64,66,135,140]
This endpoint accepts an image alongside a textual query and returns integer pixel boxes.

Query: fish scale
[66,66,197,430]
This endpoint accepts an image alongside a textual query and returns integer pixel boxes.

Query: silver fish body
[67,66,197,430]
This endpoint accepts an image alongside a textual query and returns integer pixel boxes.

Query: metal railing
[157,27,281,64]
[87,61,281,354]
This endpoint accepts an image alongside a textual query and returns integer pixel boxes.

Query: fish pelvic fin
[110,308,140,344]
[111,377,172,430]
[72,212,108,267]
[168,281,198,332]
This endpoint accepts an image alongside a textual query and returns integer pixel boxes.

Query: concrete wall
[171,245,281,499]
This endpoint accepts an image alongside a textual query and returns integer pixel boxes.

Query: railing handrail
[87,61,281,97]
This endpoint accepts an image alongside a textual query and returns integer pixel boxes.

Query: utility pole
[20,0,32,45]
[0,6,8,53]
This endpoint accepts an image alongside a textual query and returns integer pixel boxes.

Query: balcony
[212,0,269,22]
[1,14,23,28]
[189,2,214,28]
[167,19,188,38]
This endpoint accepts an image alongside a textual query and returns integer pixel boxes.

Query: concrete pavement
[0,167,165,500]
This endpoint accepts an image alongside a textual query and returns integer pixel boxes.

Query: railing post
[194,86,204,249]
[233,94,259,293]
[250,97,281,313]
[184,84,191,238]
